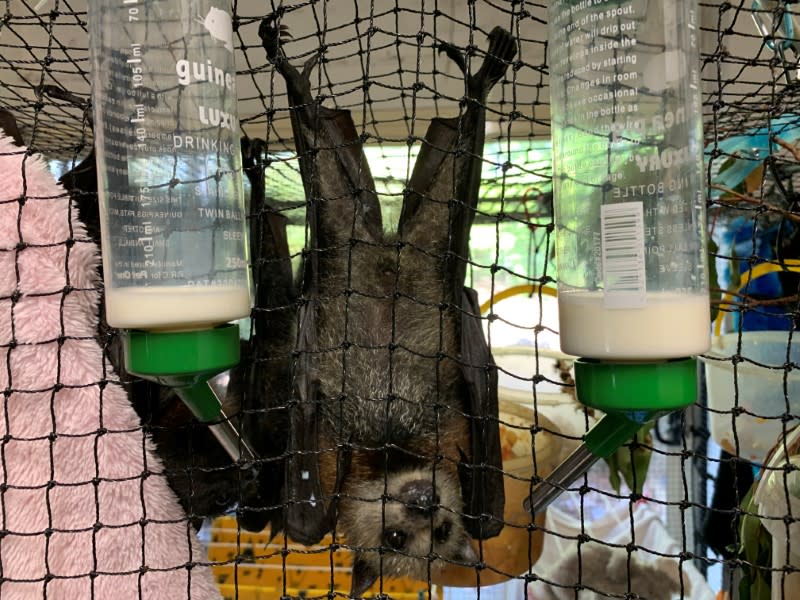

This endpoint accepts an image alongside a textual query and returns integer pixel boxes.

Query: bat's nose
[398,479,440,515]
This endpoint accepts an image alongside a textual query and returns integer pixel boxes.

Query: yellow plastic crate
[208,517,438,599]
[218,585,427,600]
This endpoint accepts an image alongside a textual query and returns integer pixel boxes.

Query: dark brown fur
[312,233,477,588]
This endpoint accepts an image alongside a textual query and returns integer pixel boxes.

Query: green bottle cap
[123,324,241,422]
[575,358,698,459]
[124,324,240,380]
[574,357,698,416]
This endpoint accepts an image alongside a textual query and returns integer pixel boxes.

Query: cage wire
[0,0,799,599]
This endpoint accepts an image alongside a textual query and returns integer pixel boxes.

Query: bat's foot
[241,135,266,176]
[259,13,315,104]
[436,27,516,101]
[259,13,292,64]
[471,26,516,100]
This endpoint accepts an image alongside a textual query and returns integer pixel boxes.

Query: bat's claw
[259,14,287,63]
[437,28,516,101]
[471,26,517,99]
[259,12,315,106]
[241,136,266,175]
[437,41,468,76]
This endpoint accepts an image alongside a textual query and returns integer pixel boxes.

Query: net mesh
[0,1,798,599]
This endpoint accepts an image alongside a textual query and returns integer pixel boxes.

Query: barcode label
[601,202,646,308]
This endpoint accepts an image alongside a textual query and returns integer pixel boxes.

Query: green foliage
[606,425,653,496]
[734,485,772,600]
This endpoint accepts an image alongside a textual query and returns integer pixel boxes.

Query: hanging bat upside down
[255,15,517,596]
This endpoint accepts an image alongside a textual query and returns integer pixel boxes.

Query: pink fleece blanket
[0,134,220,599]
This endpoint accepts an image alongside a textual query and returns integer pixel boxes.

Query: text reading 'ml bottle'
[89,0,250,331]
[550,0,709,360]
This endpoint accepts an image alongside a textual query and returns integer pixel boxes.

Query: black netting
[0,1,799,599]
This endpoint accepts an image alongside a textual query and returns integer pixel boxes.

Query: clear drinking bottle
[548,0,710,360]
[87,0,255,463]
[88,0,250,331]
[526,0,710,515]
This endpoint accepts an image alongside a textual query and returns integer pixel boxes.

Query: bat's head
[340,467,478,598]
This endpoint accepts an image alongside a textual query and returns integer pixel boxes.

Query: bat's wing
[230,136,295,536]
[259,16,381,545]
[400,27,516,540]
[459,286,503,539]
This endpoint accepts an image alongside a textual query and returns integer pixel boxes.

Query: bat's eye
[383,529,408,550]
[434,521,451,544]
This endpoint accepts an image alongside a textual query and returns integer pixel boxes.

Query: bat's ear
[0,110,24,147]
[350,554,378,599]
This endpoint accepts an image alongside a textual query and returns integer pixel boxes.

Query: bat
[259,16,515,596]
[227,134,295,534]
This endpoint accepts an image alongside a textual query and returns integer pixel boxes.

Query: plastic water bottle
[87,0,250,331]
[525,0,710,516]
[86,0,255,463]
[548,0,710,360]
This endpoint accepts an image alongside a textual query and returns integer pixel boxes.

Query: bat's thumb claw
[437,41,468,76]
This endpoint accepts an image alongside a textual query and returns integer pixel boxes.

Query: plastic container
[527,1,710,515]
[753,423,800,600]
[701,332,800,463]
[548,0,710,360]
[87,0,250,330]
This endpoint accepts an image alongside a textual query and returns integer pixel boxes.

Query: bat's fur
[259,15,516,596]
[313,229,479,587]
